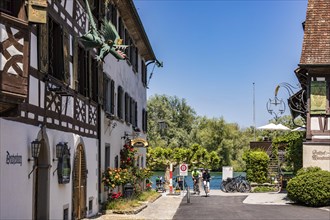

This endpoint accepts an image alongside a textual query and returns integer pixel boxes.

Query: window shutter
[110,80,115,114]
[135,101,138,127]
[62,27,70,85]
[103,73,107,110]
[72,37,79,90]
[38,21,48,73]
[98,63,103,104]
[135,47,139,72]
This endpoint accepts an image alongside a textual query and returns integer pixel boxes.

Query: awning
[131,138,148,147]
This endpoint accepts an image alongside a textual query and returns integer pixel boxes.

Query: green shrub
[252,186,278,193]
[243,150,269,183]
[287,167,330,207]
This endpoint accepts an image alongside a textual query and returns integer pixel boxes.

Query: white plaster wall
[103,54,147,131]
[0,119,38,219]
[0,119,99,219]
[303,144,330,171]
[30,32,38,69]
[29,75,39,106]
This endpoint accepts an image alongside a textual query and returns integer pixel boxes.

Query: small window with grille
[63,204,69,220]
[88,197,93,214]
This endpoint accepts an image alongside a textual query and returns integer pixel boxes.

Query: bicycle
[203,180,210,197]
[193,178,200,195]
[220,175,251,193]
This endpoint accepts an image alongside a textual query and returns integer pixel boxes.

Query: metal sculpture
[80,0,129,62]
[267,82,307,125]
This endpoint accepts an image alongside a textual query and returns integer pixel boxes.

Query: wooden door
[72,145,87,219]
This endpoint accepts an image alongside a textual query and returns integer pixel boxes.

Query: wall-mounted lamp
[53,142,65,162]
[28,139,41,178]
[53,142,67,175]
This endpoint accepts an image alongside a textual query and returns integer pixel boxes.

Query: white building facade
[0,0,157,219]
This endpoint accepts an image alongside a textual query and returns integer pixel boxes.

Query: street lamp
[28,139,41,179]
[53,142,67,175]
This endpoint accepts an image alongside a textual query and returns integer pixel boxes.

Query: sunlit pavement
[88,190,330,220]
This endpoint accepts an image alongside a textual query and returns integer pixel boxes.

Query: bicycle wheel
[238,182,248,192]
[220,181,227,192]
[204,185,209,197]
[195,183,200,195]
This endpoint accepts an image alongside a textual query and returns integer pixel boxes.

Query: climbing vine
[273,132,304,174]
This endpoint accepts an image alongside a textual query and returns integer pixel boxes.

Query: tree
[147,94,196,148]
[147,94,255,171]
[147,144,220,171]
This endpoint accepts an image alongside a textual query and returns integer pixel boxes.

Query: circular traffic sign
[180,164,187,172]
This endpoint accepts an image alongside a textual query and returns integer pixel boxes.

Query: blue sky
[134,0,308,128]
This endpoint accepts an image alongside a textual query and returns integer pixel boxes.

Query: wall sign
[6,151,22,166]
[312,150,330,161]
[28,0,48,24]
[57,144,71,184]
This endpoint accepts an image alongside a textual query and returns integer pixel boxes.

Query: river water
[151,171,246,190]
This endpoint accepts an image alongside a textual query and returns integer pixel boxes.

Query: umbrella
[275,124,291,131]
[292,126,306,131]
[257,123,290,131]
[257,123,278,130]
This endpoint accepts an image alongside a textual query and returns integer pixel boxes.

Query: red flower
[111,192,122,199]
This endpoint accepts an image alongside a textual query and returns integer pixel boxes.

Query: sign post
[179,163,188,176]
[179,163,188,193]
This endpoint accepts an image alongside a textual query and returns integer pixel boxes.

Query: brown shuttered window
[91,58,98,102]
[103,74,111,113]
[103,74,115,115]
[117,86,123,119]
[134,101,138,127]
[77,45,89,96]
[48,17,64,81]
[110,80,115,115]
[0,0,23,17]
[125,93,130,122]
[141,60,147,87]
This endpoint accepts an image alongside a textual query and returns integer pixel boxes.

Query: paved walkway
[90,190,297,220]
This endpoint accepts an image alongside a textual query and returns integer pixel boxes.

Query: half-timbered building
[0,0,157,219]
[293,0,330,171]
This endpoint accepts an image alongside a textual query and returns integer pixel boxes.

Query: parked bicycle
[220,175,251,193]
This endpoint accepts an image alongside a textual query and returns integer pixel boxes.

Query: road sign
[179,163,188,176]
